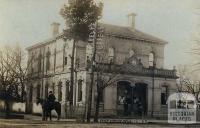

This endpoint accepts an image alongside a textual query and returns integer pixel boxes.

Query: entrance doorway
[117,81,147,117]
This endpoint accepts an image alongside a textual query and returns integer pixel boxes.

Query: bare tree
[0,44,30,117]
[182,79,200,101]
[94,68,120,122]
[0,45,20,116]
[12,45,30,102]
[176,65,189,92]
[92,40,122,122]
[177,65,200,102]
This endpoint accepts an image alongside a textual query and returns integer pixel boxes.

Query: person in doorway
[123,90,129,116]
[123,96,128,116]
[119,96,125,104]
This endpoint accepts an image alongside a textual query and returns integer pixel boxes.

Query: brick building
[26,13,178,118]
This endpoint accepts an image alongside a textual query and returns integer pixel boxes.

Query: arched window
[78,80,83,102]
[129,50,135,57]
[37,84,40,98]
[161,86,168,105]
[63,43,67,68]
[45,83,49,98]
[64,57,68,65]
[58,81,62,101]
[46,48,51,71]
[31,53,34,74]
[65,80,70,101]
[38,53,42,73]
[108,47,115,63]
[53,48,56,72]
[148,52,154,67]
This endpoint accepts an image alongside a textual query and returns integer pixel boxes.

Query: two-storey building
[26,13,178,118]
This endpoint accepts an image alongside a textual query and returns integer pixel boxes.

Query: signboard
[168,109,196,124]
[167,93,197,124]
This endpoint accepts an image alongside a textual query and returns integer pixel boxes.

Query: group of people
[119,95,143,116]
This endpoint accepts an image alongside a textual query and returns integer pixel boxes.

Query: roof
[99,23,167,44]
[26,23,167,51]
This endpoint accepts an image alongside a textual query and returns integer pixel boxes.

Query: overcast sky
[0,0,199,69]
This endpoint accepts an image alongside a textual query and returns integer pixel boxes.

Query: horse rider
[47,91,56,109]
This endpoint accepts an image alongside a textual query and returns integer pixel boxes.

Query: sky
[0,0,199,69]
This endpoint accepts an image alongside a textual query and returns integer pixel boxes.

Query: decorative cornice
[26,23,168,51]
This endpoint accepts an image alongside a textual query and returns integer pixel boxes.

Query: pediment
[121,55,144,73]
[124,55,143,66]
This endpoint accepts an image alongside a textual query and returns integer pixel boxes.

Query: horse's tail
[58,102,61,116]
[55,102,61,120]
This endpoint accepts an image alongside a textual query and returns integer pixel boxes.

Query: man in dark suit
[47,91,56,109]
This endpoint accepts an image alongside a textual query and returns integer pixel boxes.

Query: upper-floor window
[64,57,68,65]
[86,44,93,56]
[148,52,154,67]
[30,53,34,74]
[54,49,57,71]
[76,58,80,68]
[86,56,92,70]
[63,43,67,68]
[161,86,168,105]
[38,53,42,73]
[46,48,51,71]
[129,50,135,57]
[108,47,115,63]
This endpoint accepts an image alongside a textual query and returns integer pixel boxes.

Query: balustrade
[95,63,177,78]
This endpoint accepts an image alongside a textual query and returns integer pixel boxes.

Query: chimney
[51,22,60,37]
[127,13,137,31]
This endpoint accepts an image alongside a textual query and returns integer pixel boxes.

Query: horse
[36,97,61,121]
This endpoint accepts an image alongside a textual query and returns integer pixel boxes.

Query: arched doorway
[117,81,148,117]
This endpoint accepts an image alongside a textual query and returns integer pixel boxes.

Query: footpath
[0,114,200,128]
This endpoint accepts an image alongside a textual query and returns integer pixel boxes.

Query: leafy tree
[60,0,103,119]
[61,0,103,41]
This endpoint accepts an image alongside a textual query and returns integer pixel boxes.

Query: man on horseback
[47,91,56,110]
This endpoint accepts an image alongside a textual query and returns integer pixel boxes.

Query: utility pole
[87,22,98,122]
[151,61,156,118]
[69,39,76,117]
[74,59,79,106]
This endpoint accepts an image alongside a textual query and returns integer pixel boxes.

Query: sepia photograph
[0,0,200,127]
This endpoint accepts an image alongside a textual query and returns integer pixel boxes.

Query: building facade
[26,13,178,118]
